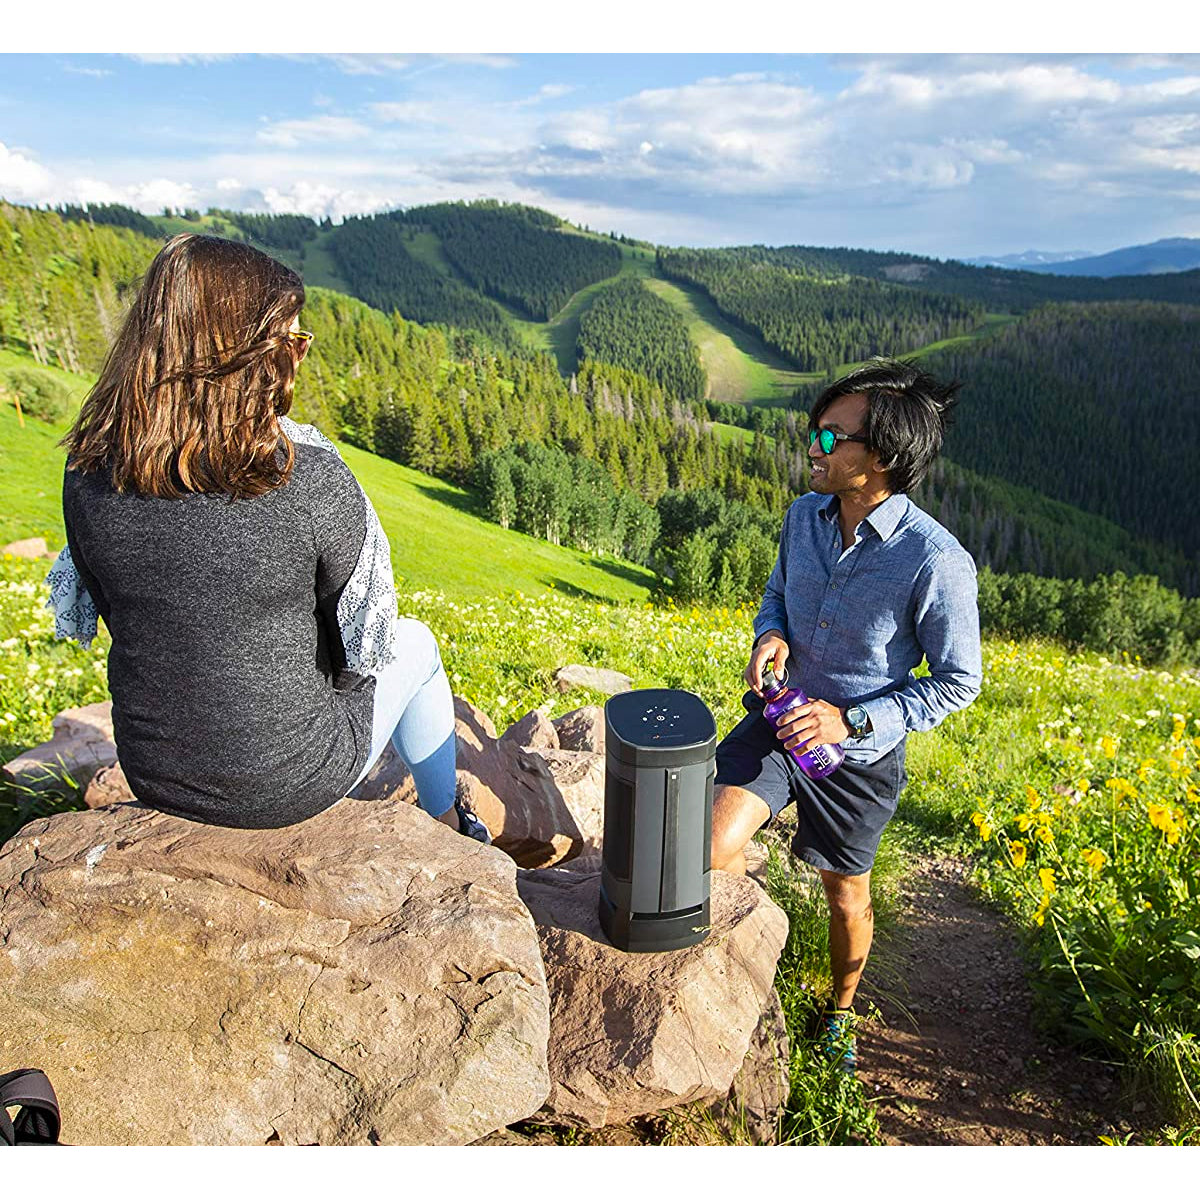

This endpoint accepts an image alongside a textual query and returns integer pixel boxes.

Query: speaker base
[598,888,711,953]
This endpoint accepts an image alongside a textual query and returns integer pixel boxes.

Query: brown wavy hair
[62,233,306,497]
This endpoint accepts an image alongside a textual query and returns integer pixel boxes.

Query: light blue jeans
[348,618,457,818]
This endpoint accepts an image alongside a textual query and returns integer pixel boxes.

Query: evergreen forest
[657,246,984,371]
[2,197,1199,662]
[576,275,708,400]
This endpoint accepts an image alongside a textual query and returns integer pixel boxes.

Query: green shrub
[3,367,73,424]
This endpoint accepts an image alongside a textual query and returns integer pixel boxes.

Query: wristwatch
[846,705,870,738]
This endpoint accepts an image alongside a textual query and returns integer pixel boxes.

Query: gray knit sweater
[61,442,376,829]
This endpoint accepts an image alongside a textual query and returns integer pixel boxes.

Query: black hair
[809,356,962,494]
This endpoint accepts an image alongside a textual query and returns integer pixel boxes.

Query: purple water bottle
[759,663,845,780]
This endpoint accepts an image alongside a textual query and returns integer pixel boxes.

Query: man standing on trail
[710,357,983,1073]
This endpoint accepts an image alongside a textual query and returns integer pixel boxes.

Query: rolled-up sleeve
[753,503,792,643]
[861,546,982,745]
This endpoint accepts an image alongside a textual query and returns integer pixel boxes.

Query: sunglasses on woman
[286,329,314,361]
[808,426,869,454]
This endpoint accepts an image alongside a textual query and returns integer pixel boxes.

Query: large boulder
[1,701,117,794]
[454,698,584,869]
[515,856,789,1129]
[0,797,551,1146]
[707,987,790,1144]
[526,748,605,856]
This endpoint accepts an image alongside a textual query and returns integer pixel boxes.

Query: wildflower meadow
[2,549,1198,1138]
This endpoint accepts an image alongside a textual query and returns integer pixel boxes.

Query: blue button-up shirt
[753,491,982,764]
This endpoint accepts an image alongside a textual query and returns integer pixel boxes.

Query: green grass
[643,275,814,405]
[0,351,95,546]
[297,229,353,293]
[338,440,655,604]
[0,348,653,606]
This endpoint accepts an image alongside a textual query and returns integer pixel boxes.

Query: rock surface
[516,856,788,1129]
[0,797,551,1146]
[344,742,417,805]
[550,706,606,755]
[82,760,136,809]
[707,987,790,1144]
[1,536,49,559]
[553,665,632,696]
[454,698,584,868]
[499,709,559,752]
[526,748,605,855]
[1,701,118,793]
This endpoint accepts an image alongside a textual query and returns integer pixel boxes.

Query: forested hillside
[4,199,1198,624]
[403,201,622,321]
[914,302,1200,569]
[326,213,520,349]
[760,244,1200,311]
[657,247,984,372]
[0,202,155,373]
[576,275,707,400]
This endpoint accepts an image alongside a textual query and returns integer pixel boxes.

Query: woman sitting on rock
[46,233,489,841]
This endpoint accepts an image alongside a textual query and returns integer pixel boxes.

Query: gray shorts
[714,696,907,876]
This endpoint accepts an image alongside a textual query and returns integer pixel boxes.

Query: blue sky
[3,49,1200,258]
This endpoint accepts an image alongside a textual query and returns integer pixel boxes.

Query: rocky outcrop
[1,702,118,794]
[0,797,551,1146]
[515,856,789,1129]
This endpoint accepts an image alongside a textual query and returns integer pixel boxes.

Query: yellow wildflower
[1009,840,1028,869]
[1081,847,1107,872]
[978,821,993,842]
[1015,813,1034,833]
[1039,868,1057,893]
[1075,778,1091,795]
[1100,735,1118,759]
[1033,894,1051,927]
[1024,785,1041,810]
[1148,803,1183,845]
[1173,720,1185,742]
[1034,825,1055,845]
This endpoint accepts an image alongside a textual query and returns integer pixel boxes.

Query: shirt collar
[817,492,909,542]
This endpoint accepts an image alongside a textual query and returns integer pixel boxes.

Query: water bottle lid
[761,661,789,692]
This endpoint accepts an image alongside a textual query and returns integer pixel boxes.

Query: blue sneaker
[454,796,492,844]
[819,1008,858,1075]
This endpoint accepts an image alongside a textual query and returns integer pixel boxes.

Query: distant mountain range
[964,237,1200,277]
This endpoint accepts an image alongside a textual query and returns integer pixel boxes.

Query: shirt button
[830,583,838,590]
[820,621,829,629]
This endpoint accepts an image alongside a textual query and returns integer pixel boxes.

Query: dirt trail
[855,854,1147,1145]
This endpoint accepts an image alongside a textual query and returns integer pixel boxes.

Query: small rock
[553,665,632,696]
[83,761,138,809]
[1,536,48,559]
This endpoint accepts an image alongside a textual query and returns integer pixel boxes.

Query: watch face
[849,706,867,733]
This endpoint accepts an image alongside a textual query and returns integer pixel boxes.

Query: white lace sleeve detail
[280,416,398,674]
[44,544,99,648]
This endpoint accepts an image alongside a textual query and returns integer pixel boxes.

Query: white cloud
[63,64,114,79]
[0,142,54,201]
[257,116,369,148]
[369,102,442,125]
